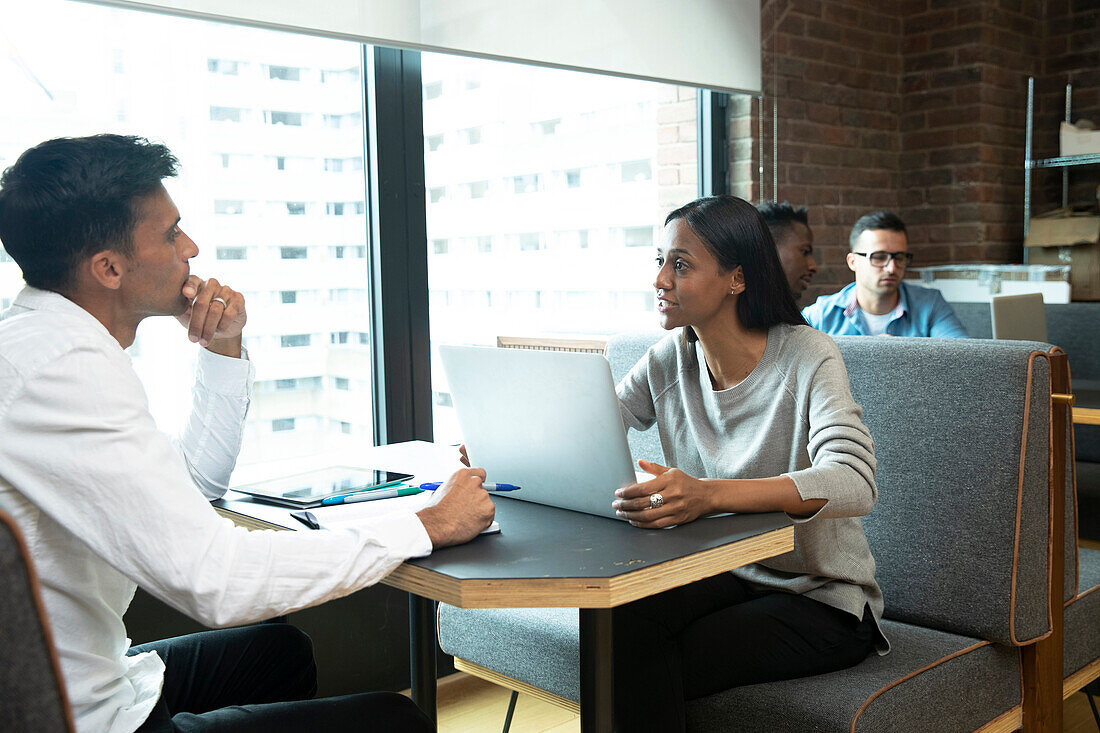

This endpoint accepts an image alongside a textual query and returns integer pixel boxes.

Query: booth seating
[440,335,1079,731]
[952,301,1100,542]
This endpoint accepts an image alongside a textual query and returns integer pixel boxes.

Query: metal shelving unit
[1024,77,1100,243]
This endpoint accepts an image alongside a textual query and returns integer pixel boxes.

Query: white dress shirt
[0,287,432,733]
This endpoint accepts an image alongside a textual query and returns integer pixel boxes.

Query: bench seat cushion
[439,605,1020,732]
[1065,548,1100,679]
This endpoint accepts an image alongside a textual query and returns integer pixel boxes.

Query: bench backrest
[606,332,1056,645]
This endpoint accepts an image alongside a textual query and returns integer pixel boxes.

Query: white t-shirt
[858,309,895,336]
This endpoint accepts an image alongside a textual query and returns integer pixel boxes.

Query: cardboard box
[1060,122,1100,157]
[1024,211,1100,301]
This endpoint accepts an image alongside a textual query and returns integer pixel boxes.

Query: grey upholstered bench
[440,336,1075,731]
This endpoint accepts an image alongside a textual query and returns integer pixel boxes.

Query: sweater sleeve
[784,344,878,521]
[616,350,658,433]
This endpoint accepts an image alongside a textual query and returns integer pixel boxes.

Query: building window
[280,291,297,304]
[465,181,489,199]
[323,112,361,129]
[334,377,350,390]
[267,65,301,81]
[214,200,244,215]
[460,126,482,145]
[280,247,307,260]
[321,67,358,83]
[432,239,448,255]
[265,110,303,126]
[623,226,654,247]
[210,106,243,122]
[426,134,444,152]
[272,418,296,432]
[339,421,352,434]
[425,80,443,100]
[433,391,453,408]
[532,118,561,135]
[429,186,446,203]
[330,245,365,259]
[620,159,652,183]
[519,233,542,251]
[477,236,492,253]
[280,334,311,348]
[207,59,240,75]
[512,173,539,194]
[216,247,247,260]
[285,202,307,215]
[565,169,582,188]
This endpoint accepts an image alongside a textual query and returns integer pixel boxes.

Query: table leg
[409,593,437,722]
[579,608,615,733]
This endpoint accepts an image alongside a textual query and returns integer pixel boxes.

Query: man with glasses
[802,210,968,337]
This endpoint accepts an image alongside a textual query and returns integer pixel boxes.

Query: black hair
[0,134,178,292]
[849,209,907,250]
[665,195,807,341]
[755,200,809,243]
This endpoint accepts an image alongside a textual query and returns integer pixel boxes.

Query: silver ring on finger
[649,492,664,509]
[210,297,228,307]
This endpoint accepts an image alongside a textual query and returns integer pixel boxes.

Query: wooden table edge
[1072,406,1100,426]
[381,525,794,608]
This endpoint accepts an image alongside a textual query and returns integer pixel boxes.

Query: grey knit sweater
[617,323,887,651]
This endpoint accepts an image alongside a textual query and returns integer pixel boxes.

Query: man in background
[756,200,818,300]
[0,134,494,732]
[801,210,968,338]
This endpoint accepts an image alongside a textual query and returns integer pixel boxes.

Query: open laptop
[438,344,639,520]
[990,293,1047,342]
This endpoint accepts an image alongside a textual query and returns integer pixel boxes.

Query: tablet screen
[233,466,414,506]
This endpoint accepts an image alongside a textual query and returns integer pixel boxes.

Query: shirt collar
[837,282,908,320]
[11,285,117,343]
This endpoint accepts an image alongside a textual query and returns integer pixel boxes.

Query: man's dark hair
[0,134,178,292]
[756,200,809,242]
[849,209,907,250]
[665,195,807,340]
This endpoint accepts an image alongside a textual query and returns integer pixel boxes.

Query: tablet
[233,466,414,508]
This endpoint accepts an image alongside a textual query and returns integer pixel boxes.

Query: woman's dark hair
[0,134,178,292]
[665,195,807,340]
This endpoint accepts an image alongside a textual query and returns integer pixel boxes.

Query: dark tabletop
[406,495,792,581]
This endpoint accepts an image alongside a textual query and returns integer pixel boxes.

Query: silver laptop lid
[990,293,1047,342]
[439,344,636,520]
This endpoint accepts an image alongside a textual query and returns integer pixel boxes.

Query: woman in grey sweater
[611,195,885,731]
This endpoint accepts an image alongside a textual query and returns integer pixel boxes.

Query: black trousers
[131,624,432,733]
[612,573,876,732]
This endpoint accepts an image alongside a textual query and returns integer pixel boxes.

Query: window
[334,377,350,390]
[460,126,482,145]
[429,186,446,203]
[432,239,448,255]
[422,53,700,443]
[216,247,247,260]
[284,202,306,215]
[280,247,307,259]
[622,226,654,247]
[330,245,365,259]
[324,157,363,172]
[532,118,561,135]
[280,291,297,304]
[268,65,301,81]
[280,334,311,348]
[323,112,361,129]
[210,106,243,122]
[620,159,652,183]
[265,110,303,126]
[214,200,244,215]
[321,67,359,83]
[272,418,296,432]
[326,201,364,215]
[208,59,240,75]
[512,174,539,194]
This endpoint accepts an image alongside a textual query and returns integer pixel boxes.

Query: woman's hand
[612,459,712,529]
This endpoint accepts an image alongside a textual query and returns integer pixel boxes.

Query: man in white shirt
[0,134,495,732]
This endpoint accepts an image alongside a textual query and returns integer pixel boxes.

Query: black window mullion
[364,46,432,446]
[698,90,730,197]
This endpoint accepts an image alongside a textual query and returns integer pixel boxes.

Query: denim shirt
[802,281,969,338]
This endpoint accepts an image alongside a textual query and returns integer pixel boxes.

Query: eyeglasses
[852,251,914,268]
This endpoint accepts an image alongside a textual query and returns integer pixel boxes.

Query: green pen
[320,479,408,505]
[325,486,421,506]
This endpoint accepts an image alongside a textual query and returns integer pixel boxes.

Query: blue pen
[419,482,521,492]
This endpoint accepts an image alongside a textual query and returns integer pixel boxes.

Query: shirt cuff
[195,346,254,395]
[346,511,434,559]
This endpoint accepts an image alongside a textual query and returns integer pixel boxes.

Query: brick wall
[742,0,1098,304]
